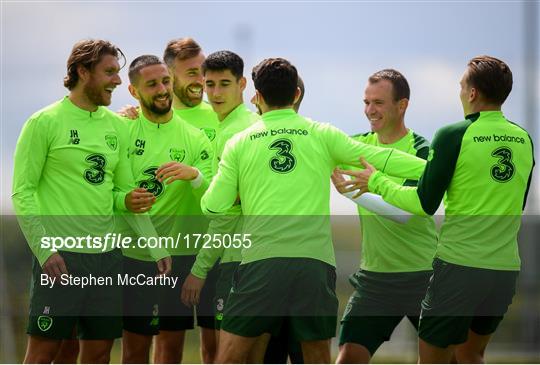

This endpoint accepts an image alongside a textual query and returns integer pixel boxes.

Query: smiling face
[363,79,403,135]
[132,64,173,116]
[205,69,245,121]
[82,54,121,107]
[170,53,206,108]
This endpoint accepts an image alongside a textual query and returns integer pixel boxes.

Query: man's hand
[125,188,156,213]
[331,169,348,194]
[117,104,139,119]
[181,273,205,307]
[156,256,172,276]
[335,157,377,198]
[42,253,68,280]
[155,162,199,184]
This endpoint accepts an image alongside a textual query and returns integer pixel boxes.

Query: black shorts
[122,256,160,336]
[27,250,123,340]
[419,258,518,348]
[339,270,432,355]
[158,255,218,331]
[222,257,338,341]
[214,261,240,329]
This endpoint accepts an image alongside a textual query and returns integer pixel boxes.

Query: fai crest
[37,315,53,331]
[201,128,216,141]
[170,148,186,162]
[105,135,118,151]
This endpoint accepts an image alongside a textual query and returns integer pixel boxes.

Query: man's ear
[128,84,138,100]
[77,64,90,84]
[292,87,301,105]
[398,98,409,114]
[239,76,247,91]
[469,87,478,103]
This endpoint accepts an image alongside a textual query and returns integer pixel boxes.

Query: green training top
[369,111,535,270]
[12,97,167,266]
[347,130,438,273]
[118,112,214,260]
[191,103,259,279]
[174,101,219,142]
[201,108,427,267]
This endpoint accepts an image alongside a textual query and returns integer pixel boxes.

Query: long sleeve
[191,205,243,278]
[325,124,426,180]
[369,123,466,216]
[12,115,52,266]
[123,214,170,261]
[112,120,135,212]
[201,137,240,215]
[368,172,427,216]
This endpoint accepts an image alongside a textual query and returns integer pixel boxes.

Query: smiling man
[331,70,437,364]
[355,56,535,363]
[163,38,220,143]
[12,39,169,364]
[119,55,214,364]
[117,38,221,363]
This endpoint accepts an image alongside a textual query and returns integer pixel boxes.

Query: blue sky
[1,1,538,213]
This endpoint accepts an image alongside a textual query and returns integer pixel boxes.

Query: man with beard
[12,40,170,364]
[120,55,213,363]
[119,38,221,363]
[163,38,220,143]
[158,38,220,364]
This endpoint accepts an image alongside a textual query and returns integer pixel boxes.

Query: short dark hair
[202,51,244,80]
[368,69,410,101]
[293,76,305,112]
[163,37,202,67]
[128,55,164,84]
[465,55,513,105]
[252,58,298,107]
[64,39,125,90]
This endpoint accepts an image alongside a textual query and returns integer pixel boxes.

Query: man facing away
[200,58,429,363]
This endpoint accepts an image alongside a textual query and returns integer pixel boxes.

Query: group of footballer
[11,36,535,364]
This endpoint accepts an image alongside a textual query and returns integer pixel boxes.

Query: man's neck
[141,108,173,124]
[69,90,98,112]
[262,104,294,114]
[172,96,200,110]
[467,103,502,115]
[377,123,408,144]
[218,101,243,122]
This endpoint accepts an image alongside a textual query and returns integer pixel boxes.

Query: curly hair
[63,39,125,90]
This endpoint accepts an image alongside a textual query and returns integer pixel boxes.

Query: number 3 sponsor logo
[491,146,515,182]
[84,153,107,185]
[138,166,164,197]
[269,138,296,173]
